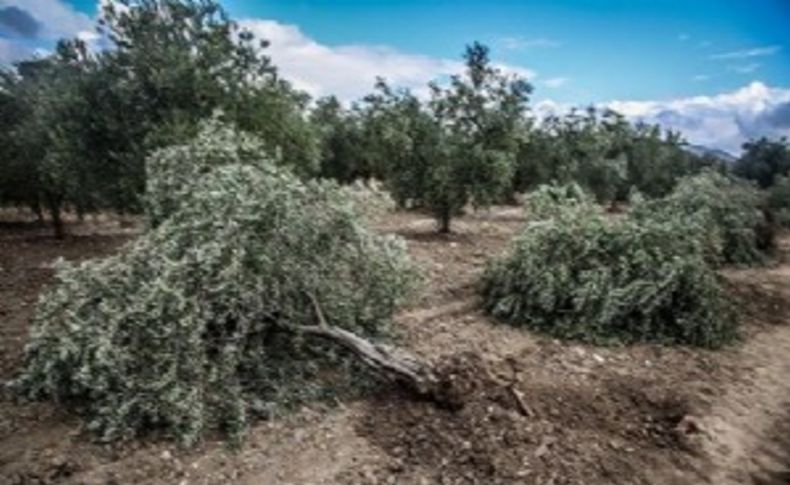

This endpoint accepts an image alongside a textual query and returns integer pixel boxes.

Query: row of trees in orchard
[0,0,317,237]
[514,110,716,201]
[307,54,727,231]
[5,0,790,448]
[311,44,532,232]
[1,0,788,237]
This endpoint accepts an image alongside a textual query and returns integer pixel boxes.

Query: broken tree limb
[292,323,439,396]
[278,294,474,408]
[280,293,441,397]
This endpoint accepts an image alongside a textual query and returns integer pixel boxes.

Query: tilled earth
[350,353,696,485]
[1,208,789,484]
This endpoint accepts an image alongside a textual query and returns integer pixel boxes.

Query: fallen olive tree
[481,184,738,347]
[10,120,442,445]
[631,170,773,267]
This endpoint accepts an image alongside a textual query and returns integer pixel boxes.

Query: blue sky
[216,0,790,104]
[1,0,789,152]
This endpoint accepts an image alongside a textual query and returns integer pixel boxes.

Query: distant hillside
[684,144,739,164]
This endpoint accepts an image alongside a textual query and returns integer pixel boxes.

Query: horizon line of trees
[1,0,788,237]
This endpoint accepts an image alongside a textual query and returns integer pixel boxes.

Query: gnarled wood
[283,294,441,398]
[293,323,439,396]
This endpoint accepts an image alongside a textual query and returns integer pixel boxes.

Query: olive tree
[360,43,531,232]
[354,80,443,209]
[0,69,40,217]
[632,171,773,266]
[768,175,790,227]
[515,109,627,202]
[1,0,320,232]
[11,120,422,445]
[0,40,101,237]
[311,95,371,182]
[514,108,709,204]
[734,137,790,189]
[91,0,320,209]
[481,184,737,348]
[425,42,531,231]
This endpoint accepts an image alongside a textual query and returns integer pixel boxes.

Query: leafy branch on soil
[631,170,774,266]
[481,179,755,347]
[9,120,421,445]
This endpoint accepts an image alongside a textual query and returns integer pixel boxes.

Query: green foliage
[515,109,625,203]
[345,178,397,219]
[424,43,530,231]
[0,40,101,236]
[0,0,318,227]
[632,171,771,266]
[311,95,371,182]
[0,71,37,213]
[351,43,531,232]
[353,80,442,208]
[522,182,596,221]
[734,137,790,189]
[620,124,712,199]
[11,122,417,445]
[93,0,320,204]
[768,175,790,228]
[514,109,711,203]
[481,185,736,347]
[144,116,271,226]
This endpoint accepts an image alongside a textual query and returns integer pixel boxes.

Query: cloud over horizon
[236,19,788,153]
[499,36,561,50]
[0,6,42,38]
[1,1,788,155]
[2,0,92,39]
[240,18,536,102]
[0,0,94,63]
[541,77,569,88]
[606,82,790,154]
[710,45,781,60]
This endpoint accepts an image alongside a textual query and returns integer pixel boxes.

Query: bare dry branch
[307,292,329,329]
[286,322,439,396]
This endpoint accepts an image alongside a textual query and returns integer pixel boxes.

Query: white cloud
[238,18,787,156]
[710,45,781,60]
[542,77,568,88]
[496,63,537,81]
[0,37,32,63]
[76,29,101,42]
[0,41,52,65]
[1,0,93,40]
[240,18,535,102]
[606,82,790,154]
[729,63,760,74]
[499,36,561,50]
[533,99,571,120]
[0,0,100,63]
[534,82,790,154]
[692,74,710,82]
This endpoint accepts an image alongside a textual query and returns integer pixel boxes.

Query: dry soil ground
[1,207,789,484]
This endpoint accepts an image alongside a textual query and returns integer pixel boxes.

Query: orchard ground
[1,207,789,484]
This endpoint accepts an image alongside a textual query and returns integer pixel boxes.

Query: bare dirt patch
[695,237,790,485]
[352,353,695,485]
[1,209,789,484]
[0,219,133,485]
